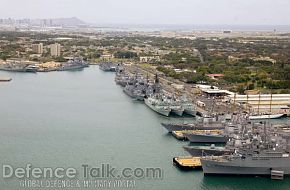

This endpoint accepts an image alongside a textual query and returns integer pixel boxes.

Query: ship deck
[172,129,223,140]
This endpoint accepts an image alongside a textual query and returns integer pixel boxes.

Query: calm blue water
[0,66,289,189]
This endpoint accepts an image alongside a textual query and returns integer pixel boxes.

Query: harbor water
[0,66,289,190]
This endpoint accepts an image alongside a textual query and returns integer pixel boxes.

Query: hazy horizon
[0,0,290,26]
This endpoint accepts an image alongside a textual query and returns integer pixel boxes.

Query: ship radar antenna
[155,74,159,83]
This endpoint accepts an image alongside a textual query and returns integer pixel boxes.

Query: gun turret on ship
[201,122,290,176]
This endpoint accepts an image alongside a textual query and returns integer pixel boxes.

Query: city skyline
[0,0,289,25]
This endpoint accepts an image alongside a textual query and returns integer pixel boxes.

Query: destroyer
[183,145,233,156]
[144,94,171,116]
[161,115,226,133]
[123,78,147,101]
[58,58,88,71]
[164,95,184,116]
[0,62,37,72]
[99,62,117,72]
[180,95,196,116]
[201,123,290,176]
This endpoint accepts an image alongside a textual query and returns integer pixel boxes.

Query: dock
[124,64,222,116]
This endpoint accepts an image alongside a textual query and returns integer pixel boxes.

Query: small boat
[144,95,171,116]
[0,77,12,82]
[249,113,285,120]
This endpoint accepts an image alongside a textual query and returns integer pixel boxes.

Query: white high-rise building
[50,43,61,57]
[32,43,43,54]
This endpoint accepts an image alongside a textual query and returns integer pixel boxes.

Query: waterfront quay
[122,62,290,117]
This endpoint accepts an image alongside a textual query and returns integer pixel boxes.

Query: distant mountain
[50,17,86,26]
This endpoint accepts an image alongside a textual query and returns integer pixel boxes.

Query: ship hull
[186,134,229,143]
[201,158,290,175]
[123,88,134,98]
[144,99,170,117]
[58,66,85,71]
[0,78,12,82]
[183,146,232,156]
[161,123,196,132]
[115,80,127,87]
[123,89,144,101]
[184,109,196,116]
[171,109,184,116]
[161,123,225,133]
[0,68,36,72]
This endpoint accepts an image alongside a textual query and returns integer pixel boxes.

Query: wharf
[123,64,290,117]
[124,64,210,116]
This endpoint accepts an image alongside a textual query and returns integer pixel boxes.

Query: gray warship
[123,73,162,101]
[0,62,37,72]
[99,62,117,71]
[115,72,131,87]
[180,95,197,116]
[184,114,252,143]
[161,114,227,132]
[201,123,290,176]
[144,94,171,116]
[164,95,184,116]
[123,78,147,101]
[186,133,230,143]
[183,145,233,156]
[58,58,88,71]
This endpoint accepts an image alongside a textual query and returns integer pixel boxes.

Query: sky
[0,0,289,25]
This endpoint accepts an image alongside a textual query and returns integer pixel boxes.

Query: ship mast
[246,94,249,113]
[257,93,261,114]
[269,79,273,114]
[270,93,273,113]
[231,93,236,114]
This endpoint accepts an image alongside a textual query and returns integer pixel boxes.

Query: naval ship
[0,62,37,72]
[115,71,131,87]
[183,145,233,156]
[161,114,227,132]
[184,120,248,143]
[161,121,226,133]
[201,123,290,176]
[99,62,117,71]
[164,95,184,116]
[123,79,147,101]
[144,94,171,116]
[180,95,197,116]
[185,133,230,143]
[58,58,88,71]
[123,73,162,101]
